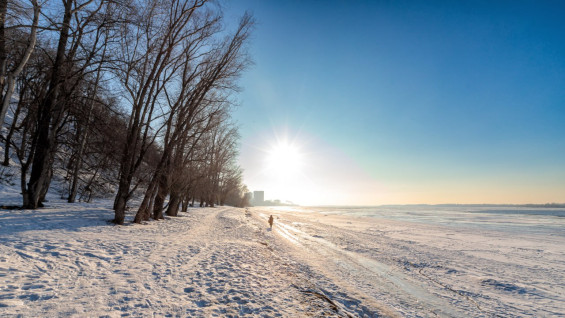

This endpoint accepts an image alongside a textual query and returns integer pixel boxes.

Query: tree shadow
[0,201,118,237]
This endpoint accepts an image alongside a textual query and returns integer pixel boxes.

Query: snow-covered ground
[0,193,387,317]
[255,206,565,317]
[1,186,563,317]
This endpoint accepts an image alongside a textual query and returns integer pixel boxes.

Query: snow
[255,206,565,317]
[1,191,563,317]
[0,194,384,317]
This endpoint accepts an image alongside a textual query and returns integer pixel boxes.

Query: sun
[265,141,304,180]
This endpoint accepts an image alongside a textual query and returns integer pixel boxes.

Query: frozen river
[309,205,565,235]
[257,205,565,317]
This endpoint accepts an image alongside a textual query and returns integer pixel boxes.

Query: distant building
[253,191,264,205]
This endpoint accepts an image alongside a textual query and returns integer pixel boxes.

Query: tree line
[0,0,252,224]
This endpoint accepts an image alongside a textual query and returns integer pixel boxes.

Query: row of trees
[0,0,252,224]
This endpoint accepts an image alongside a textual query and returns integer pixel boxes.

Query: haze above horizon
[225,0,565,206]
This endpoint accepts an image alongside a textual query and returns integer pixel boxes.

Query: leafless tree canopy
[0,0,253,223]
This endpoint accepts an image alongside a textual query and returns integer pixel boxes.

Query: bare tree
[110,0,218,224]
[4,42,50,204]
[25,0,110,208]
[0,0,41,131]
[1,0,253,219]
[66,4,114,202]
[130,11,253,222]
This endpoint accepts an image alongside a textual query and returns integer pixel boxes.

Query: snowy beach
[1,199,563,317]
[0,200,388,317]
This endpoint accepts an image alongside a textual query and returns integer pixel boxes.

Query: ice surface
[257,205,565,317]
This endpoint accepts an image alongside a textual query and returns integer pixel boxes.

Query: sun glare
[265,141,303,180]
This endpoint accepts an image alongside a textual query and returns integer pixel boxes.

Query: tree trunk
[69,42,105,202]
[113,128,137,223]
[2,110,15,165]
[38,166,53,204]
[67,127,87,203]
[146,187,156,221]
[152,181,166,220]
[2,85,25,166]
[80,166,99,203]
[113,185,129,224]
[0,0,39,134]
[113,155,136,224]
[20,165,29,207]
[17,117,34,208]
[0,0,7,86]
[25,0,72,208]
[181,195,188,212]
[165,191,180,216]
[133,179,158,223]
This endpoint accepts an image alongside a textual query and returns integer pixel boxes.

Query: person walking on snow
[268,215,274,229]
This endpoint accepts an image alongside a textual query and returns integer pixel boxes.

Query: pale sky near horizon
[224,0,565,206]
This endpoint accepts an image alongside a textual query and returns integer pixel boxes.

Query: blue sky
[224,0,565,205]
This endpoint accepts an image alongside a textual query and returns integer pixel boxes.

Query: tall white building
[253,191,264,205]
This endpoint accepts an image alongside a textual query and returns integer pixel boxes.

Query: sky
[223,0,565,206]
